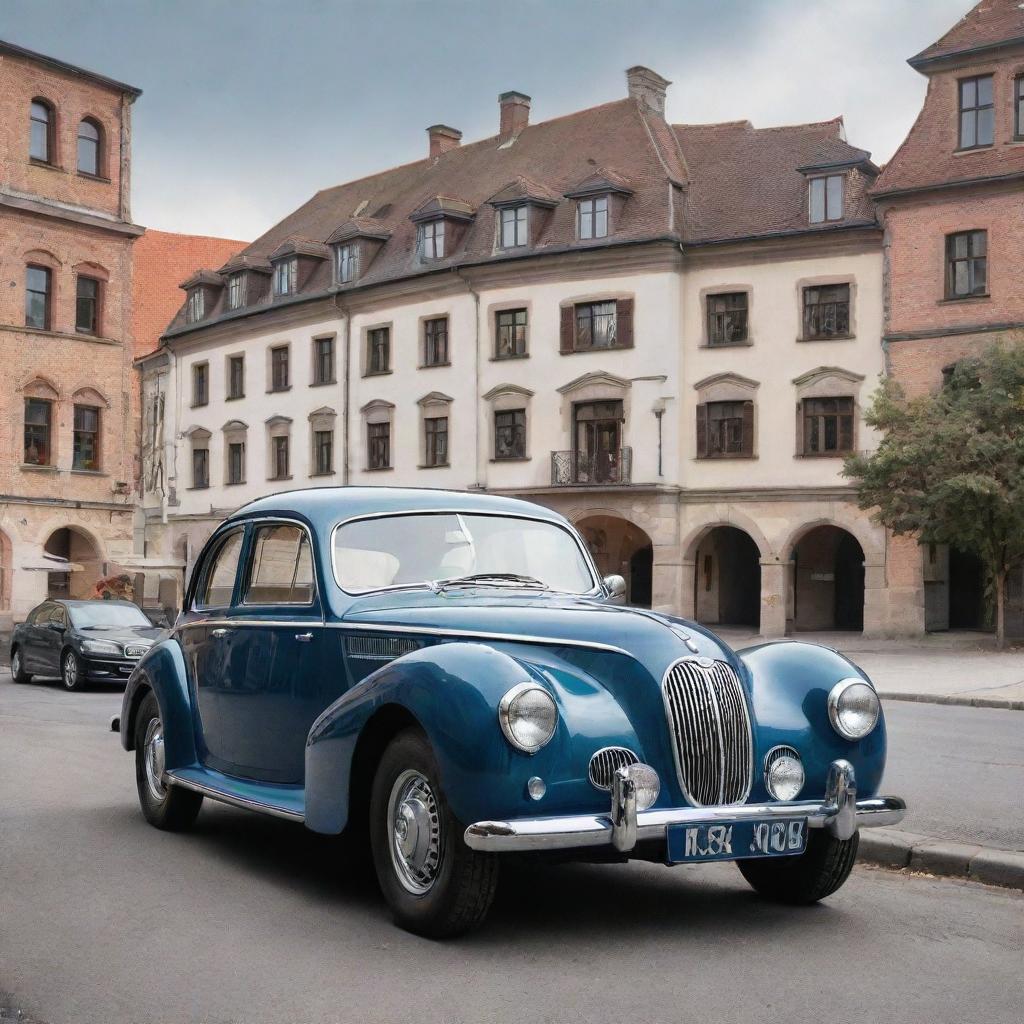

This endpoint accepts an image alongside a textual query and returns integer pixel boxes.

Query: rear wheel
[10,647,32,684]
[134,691,203,831]
[738,828,859,904]
[369,729,498,938]
[61,649,82,691]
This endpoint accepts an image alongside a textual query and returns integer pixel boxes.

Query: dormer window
[227,273,246,310]
[335,244,357,283]
[578,196,608,239]
[809,175,843,224]
[186,288,205,323]
[418,220,445,260]
[273,257,297,296]
[500,205,528,248]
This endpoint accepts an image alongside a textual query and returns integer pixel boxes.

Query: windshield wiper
[434,572,549,591]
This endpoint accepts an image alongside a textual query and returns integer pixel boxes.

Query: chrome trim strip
[165,771,304,823]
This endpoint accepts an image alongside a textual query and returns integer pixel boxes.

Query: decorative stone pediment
[307,406,336,420]
[221,419,248,432]
[693,372,759,393]
[71,385,110,408]
[557,371,630,396]
[264,415,293,428]
[183,424,211,440]
[482,383,535,401]
[793,366,867,400]
[416,391,454,407]
[360,399,395,414]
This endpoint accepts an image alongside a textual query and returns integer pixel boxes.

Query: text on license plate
[666,818,807,863]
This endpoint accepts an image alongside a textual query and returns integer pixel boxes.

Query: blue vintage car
[118,487,905,936]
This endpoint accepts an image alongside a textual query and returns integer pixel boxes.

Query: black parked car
[10,600,162,691]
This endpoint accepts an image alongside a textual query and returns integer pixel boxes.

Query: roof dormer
[326,217,392,284]
[487,177,558,251]
[179,269,224,324]
[564,169,634,242]
[409,196,475,262]
[217,253,273,310]
[268,237,329,297]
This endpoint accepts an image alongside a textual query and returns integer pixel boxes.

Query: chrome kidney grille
[662,658,753,807]
[588,746,640,791]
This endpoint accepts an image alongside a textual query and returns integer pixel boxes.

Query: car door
[41,603,70,674]
[19,604,50,671]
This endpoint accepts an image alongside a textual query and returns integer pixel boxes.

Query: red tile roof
[910,0,1024,68]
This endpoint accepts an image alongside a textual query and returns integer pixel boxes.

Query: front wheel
[369,729,499,938]
[10,647,32,684]
[738,828,859,904]
[61,649,83,691]
[134,692,203,831]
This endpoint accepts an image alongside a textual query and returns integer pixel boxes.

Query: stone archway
[790,525,865,631]
[576,513,653,608]
[692,526,762,628]
[43,526,104,600]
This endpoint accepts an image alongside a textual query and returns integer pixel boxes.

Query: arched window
[30,99,54,163]
[77,119,102,176]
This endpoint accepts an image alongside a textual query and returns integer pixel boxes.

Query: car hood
[341,589,735,673]
[74,624,163,644]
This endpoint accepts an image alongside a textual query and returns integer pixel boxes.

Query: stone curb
[878,690,1024,711]
[857,827,1024,889]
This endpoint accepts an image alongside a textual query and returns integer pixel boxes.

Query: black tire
[10,647,32,684]
[738,828,859,904]
[134,691,203,831]
[61,648,83,691]
[369,729,498,938]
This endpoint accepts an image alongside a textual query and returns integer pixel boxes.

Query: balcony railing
[550,448,633,486]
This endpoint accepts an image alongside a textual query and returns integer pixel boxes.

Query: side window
[28,604,51,625]
[243,524,315,605]
[197,531,244,609]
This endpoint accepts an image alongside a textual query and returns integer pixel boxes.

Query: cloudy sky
[4,0,969,242]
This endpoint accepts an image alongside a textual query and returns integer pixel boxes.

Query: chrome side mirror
[603,574,627,604]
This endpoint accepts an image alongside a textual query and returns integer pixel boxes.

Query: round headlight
[623,762,660,811]
[499,683,557,754]
[764,746,805,801]
[828,678,880,740]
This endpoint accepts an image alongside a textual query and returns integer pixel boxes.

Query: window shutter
[696,403,708,458]
[616,298,634,348]
[741,401,754,456]
[559,305,575,353]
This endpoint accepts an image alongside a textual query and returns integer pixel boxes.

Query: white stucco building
[140,68,912,637]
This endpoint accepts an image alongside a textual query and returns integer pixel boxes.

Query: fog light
[765,746,805,801]
[623,763,660,811]
[527,776,546,801]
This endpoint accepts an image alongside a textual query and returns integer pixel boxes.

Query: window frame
[76,118,102,177]
[226,441,246,485]
[499,205,528,249]
[312,336,335,385]
[366,327,391,375]
[272,257,298,297]
[808,174,844,224]
[191,362,209,408]
[706,292,749,346]
[75,275,101,335]
[335,243,357,283]
[29,98,55,164]
[574,300,619,350]
[418,220,445,260]
[226,273,246,311]
[367,420,391,470]
[423,415,449,468]
[227,354,245,400]
[25,264,52,331]
[802,283,852,340]
[495,307,528,359]
[240,521,318,608]
[72,404,101,471]
[23,397,53,466]
[801,396,855,456]
[194,528,245,610]
[422,317,449,367]
[313,428,334,476]
[577,196,609,240]
[494,408,527,460]
[958,74,995,151]
[186,288,205,324]
[270,345,290,392]
[1015,74,1024,141]
[945,230,988,299]
[191,446,210,489]
[270,434,290,480]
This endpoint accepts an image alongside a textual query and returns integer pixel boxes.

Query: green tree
[844,342,1024,647]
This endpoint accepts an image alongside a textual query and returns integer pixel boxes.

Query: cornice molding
[0,189,144,236]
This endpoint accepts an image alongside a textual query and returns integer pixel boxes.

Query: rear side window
[198,531,244,609]
[243,524,315,605]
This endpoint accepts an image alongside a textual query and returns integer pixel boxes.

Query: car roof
[232,486,568,530]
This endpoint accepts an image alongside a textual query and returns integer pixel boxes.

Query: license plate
[666,818,807,864]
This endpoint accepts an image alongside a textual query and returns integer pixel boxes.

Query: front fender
[739,640,887,801]
[119,639,197,771]
[304,640,642,834]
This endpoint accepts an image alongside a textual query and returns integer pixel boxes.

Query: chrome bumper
[464,759,906,854]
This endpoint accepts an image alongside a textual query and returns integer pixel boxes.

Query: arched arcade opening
[576,514,653,608]
[791,525,864,632]
[43,527,103,600]
[692,526,761,629]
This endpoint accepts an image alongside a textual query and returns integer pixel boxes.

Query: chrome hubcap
[143,718,167,801]
[388,769,442,895]
[63,653,77,688]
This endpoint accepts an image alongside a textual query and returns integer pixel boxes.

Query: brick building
[0,40,143,626]
[873,0,1024,636]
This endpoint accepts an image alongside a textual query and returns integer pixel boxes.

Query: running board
[166,765,305,823]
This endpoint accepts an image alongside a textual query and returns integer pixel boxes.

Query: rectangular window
[418,221,445,260]
[270,346,289,391]
[424,416,448,467]
[500,205,528,248]
[959,75,994,149]
[25,265,51,330]
[423,317,449,366]
[809,175,844,223]
[707,292,748,345]
[803,397,854,455]
[313,429,333,475]
[227,441,245,484]
[313,337,335,384]
[494,409,526,460]
[335,243,357,282]
[273,258,297,296]
[227,274,246,310]
[75,276,100,334]
[192,447,209,489]
[23,398,52,465]
[192,362,209,407]
[186,288,204,323]
[271,435,290,479]
[496,308,527,358]
[575,301,618,349]
[243,524,314,605]
[803,284,851,339]
[228,355,245,399]
[72,405,100,470]
[706,402,745,456]
[367,327,390,374]
[1016,75,1024,140]
[946,230,987,298]
[578,196,608,239]
[368,421,390,470]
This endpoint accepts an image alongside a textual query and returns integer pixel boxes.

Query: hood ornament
[670,625,700,654]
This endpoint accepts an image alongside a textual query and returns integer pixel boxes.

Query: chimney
[427,124,462,158]
[626,66,670,117]
[499,91,531,138]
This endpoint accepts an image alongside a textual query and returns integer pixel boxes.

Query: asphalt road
[1,673,1022,1024]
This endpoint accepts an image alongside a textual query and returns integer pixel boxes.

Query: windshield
[333,513,596,594]
[67,603,152,628]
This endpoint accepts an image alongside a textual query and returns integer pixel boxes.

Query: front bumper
[81,656,137,681]
[465,759,906,854]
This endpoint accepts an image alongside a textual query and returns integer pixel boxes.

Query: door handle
[211,627,232,638]
[295,632,314,643]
